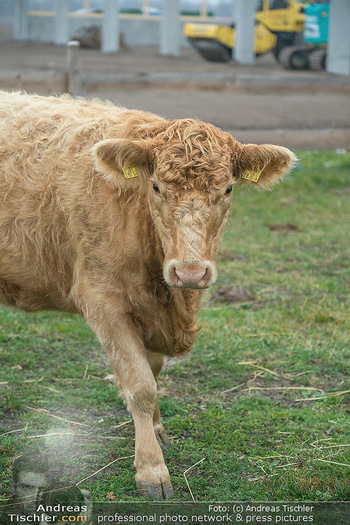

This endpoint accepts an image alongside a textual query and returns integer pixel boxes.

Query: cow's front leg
[85,307,173,499]
[145,350,171,450]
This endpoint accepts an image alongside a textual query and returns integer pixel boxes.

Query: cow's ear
[92,138,153,186]
[233,143,297,189]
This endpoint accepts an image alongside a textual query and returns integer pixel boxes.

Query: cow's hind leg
[84,304,173,499]
[145,350,171,450]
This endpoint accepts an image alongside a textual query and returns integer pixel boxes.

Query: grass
[0,150,349,505]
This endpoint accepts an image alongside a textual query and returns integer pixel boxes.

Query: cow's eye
[225,186,233,195]
[153,183,160,193]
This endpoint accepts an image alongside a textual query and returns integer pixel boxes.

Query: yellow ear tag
[242,166,262,183]
[123,166,138,179]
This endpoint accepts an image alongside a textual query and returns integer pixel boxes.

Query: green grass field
[0,150,349,504]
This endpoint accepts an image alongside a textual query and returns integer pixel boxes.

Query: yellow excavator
[183,0,305,63]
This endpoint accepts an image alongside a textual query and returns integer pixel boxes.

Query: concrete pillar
[66,41,82,96]
[54,0,70,45]
[160,0,180,57]
[234,0,255,65]
[327,0,350,76]
[200,0,208,17]
[102,0,120,53]
[13,0,27,40]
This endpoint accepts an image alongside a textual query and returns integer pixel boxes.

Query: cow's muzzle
[164,259,216,289]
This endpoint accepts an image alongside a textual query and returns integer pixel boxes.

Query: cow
[0,91,296,499]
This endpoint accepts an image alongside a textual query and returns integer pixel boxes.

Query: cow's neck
[169,288,203,354]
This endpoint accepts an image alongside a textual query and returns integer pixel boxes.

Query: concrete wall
[0,0,14,16]
[0,1,14,41]
[25,15,190,47]
[0,18,14,41]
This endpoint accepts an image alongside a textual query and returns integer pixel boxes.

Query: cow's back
[0,92,155,312]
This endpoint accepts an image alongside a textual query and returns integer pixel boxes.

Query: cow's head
[93,119,296,290]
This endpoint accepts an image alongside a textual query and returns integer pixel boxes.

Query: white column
[54,0,70,45]
[66,41,82,96]
[13,0,27,40]
[102,0,120,53]
[234,0,255,64]
[200,0,208,17]
[230,0,236,20]
[327,0,350,76]
[160,0,180,57]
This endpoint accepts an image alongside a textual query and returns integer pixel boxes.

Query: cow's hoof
[155,430,171,450]
[136,480,174,500]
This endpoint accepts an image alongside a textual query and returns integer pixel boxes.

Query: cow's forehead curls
[153,119,234,180]
[155,119,233,158]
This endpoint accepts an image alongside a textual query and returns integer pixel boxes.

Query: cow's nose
[175,267,207,287]
[172,260,213,289]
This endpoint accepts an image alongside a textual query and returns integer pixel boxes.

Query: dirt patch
[212,286,255,304]
[267,223,302,232]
